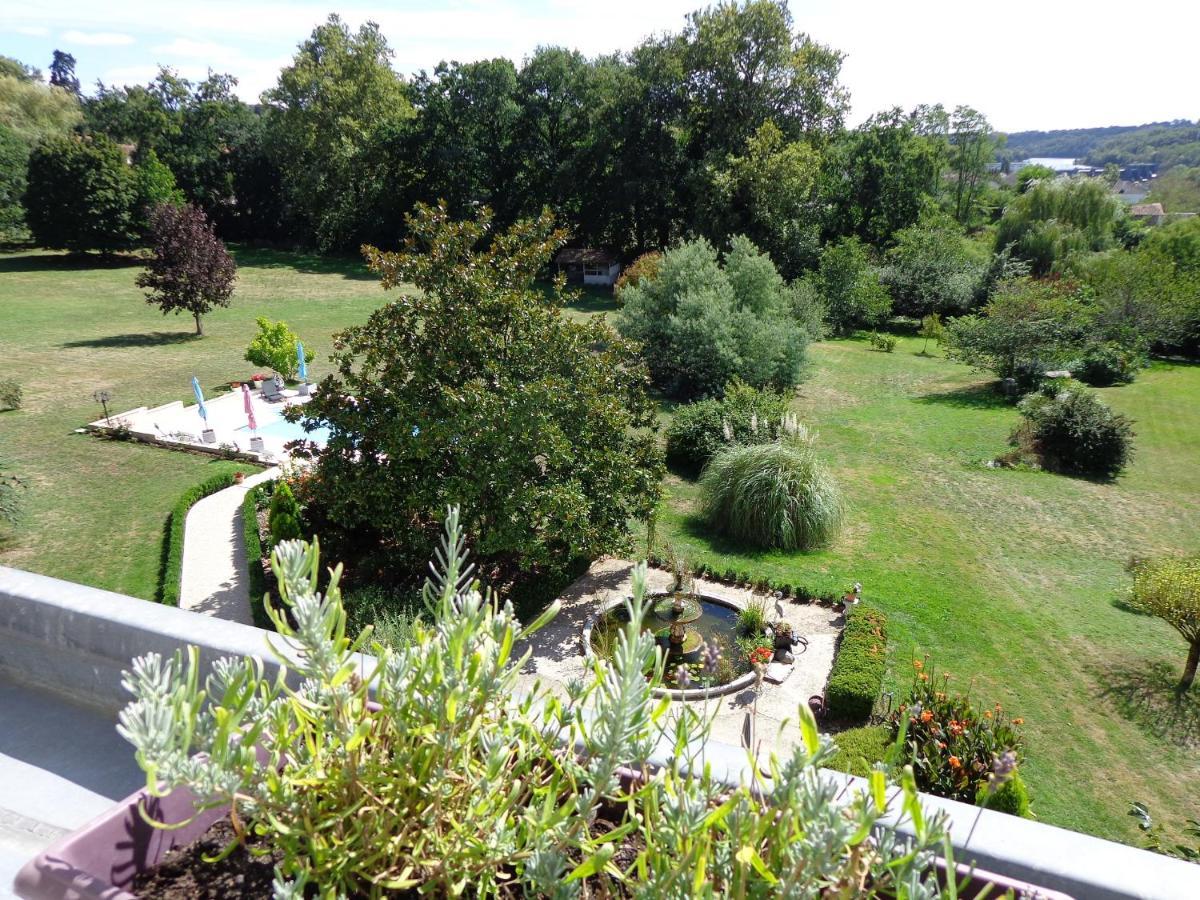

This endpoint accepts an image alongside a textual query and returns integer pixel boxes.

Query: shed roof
[1130,203,1165,217]
[556,248,618,266]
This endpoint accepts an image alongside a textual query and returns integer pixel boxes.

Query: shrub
[735,594,769,635]
[617,235,810,399]
[244,316,313,380]
[977,771,1032,817]
[699,426,844,551]
[342,584,423,652]
[1014,384,1135,479]
[828,724,893,778]
[888,658,1027,807]
[242,484,272,629]
[268,481,303,544]
[868,331,897,352]
[1071,343,1140,386]
[664,379,789,472]
[612,250,661,301]
[1127,555,1200,691]
[159,470,247,605]
[118,510,950,896]
[825,604,888,721]
[815,235,891,335]
[0,379,21,411]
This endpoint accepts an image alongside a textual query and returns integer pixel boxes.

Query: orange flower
[913,659,924,671]
[920,709,934,723]
[984,710,993,719]
[919,673,929,682]
[948,756,961,768]
[1012,717,1024,725]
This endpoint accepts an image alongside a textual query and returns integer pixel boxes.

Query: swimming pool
[242,417,331,446]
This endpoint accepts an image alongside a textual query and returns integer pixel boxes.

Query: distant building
[1129,202,1166,225]
[1013,157,1100,176]
[555,249,621,286]
[1114,179,1150,204]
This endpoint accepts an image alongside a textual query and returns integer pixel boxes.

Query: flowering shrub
[749,645,773,666]
[119,508,953,896]
[889,658,1026,806]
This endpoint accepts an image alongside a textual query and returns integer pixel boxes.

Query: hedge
[827,725,892,778]
[824,603,889,722]
[242,482,274,629]
[158,469,252,606]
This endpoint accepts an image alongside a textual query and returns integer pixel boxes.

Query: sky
[2,0,1197,133]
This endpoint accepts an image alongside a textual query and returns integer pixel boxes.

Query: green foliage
[825,603,888,721]
[118,511,949,897]
[868,331,897,352]
[881,215,987,317]
[242,484,271,629]
[24,134,137,253]
[0,72,81,143]
[1070,343,1140,386]
[996,178,1126,275]
[1127,556,1200,692]
[131,149,184,231]
[244,316,312,380]
[828,724,893,778]
[663,379,789,472]
[1085,123,1200,169]
[889,658,1026,806]
[304,203,663,584]
[1129,802,1200,862]
[1146,166,1200,213]
[342,584,422,652]
[816,235,891,335]
[268,481,303,544]
[735,593,769,636]
[918,314,946,354]
[1014,384,1135,479]
[617,235,809,399]
[700,425,844,551]
[1015,164,1057,193]
[948,106,996,226]
[977,771,1032,817]
[0,125,28,237]
[0,379,21,410]
[159,471,246,605]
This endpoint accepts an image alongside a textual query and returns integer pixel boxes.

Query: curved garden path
[179,468,279,625]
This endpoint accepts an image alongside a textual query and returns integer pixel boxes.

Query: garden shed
[555,248,621,286]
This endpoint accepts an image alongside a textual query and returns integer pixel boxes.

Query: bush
[735,594,769,635]
[815,236,892,335]
[1014,385,1135,479]
[664,379,789,472]
[268,481,303,544]
[342,584,423,651]
[617,235,810,399]
[118,510,950,896]
[977,770,1032,817]
[828,725,893,778]
[824,604,888,722]
[242,483,272,629]
[699,427,844,551]
[244,316,312,380]
[868,331,897,352]
[159,470,247,605]
[889,658,1027,806]
[0,379,21,411]
[612,250,661,301]
[1070,343,1140,386]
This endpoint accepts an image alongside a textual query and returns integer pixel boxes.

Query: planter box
[13,784,224,900]
[15,774,1072,900]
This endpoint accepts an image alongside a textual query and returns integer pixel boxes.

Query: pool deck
[87,383,321,462]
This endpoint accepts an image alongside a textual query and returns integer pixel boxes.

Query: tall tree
[262,15,412,250]
[137,202,237,335]
[949,106,996,226]
[24,134,137,253]
[48,51,80,96]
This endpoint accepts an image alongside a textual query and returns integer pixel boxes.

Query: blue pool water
[244,417,331,446]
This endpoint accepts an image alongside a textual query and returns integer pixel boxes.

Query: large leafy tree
[136,202,236,334]
[24,134,137,253]
[814,235,892,334]
[262,15,413,250]
[298,203,662,584]
[48,51,80,96]
[880,214,988,317]
[617,235,810,398]
[948,106,996,226]
[996,177,1127,275]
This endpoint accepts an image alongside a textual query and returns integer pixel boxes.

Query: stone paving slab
[516,558,843,759]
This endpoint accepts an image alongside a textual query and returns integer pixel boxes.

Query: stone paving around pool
[516,558,845,758]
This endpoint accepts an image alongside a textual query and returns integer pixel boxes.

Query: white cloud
[61,30,136,47]
[15,25,49,36]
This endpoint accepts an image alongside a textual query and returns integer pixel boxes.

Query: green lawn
[657,333,1200,846]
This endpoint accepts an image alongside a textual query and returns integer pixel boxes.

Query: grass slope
[657,334,1200,846]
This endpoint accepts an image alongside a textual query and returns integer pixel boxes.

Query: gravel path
[516,559,844,758]
[179,469,279,624]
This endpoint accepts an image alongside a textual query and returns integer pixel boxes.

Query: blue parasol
[296,341,308,382]
[191,376,208,423]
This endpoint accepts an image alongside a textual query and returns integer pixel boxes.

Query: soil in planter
[132,818,282,899]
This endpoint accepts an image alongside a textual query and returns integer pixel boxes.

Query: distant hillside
[999,121,1199,168]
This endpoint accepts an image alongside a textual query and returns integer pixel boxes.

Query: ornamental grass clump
[700,420,844,551]
[119,507,952,897]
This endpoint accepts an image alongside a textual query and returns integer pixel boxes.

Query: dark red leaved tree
[137,203,237,335]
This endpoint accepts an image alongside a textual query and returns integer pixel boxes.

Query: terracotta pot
[234,472,245,484]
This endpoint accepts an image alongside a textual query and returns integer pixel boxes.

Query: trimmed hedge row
[158,470,251,605]
[242,482,274,629]
[824,603,889,722]
[827,724,892,778]
[644,554,844,604]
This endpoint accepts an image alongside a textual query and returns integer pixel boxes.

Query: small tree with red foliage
[137,203,237,336]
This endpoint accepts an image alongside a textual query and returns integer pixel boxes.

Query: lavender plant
[120,507,952,897]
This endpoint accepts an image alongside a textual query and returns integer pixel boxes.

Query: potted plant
[233,471,245,484]
[16,514,1071,899]
[251,373,266,389]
